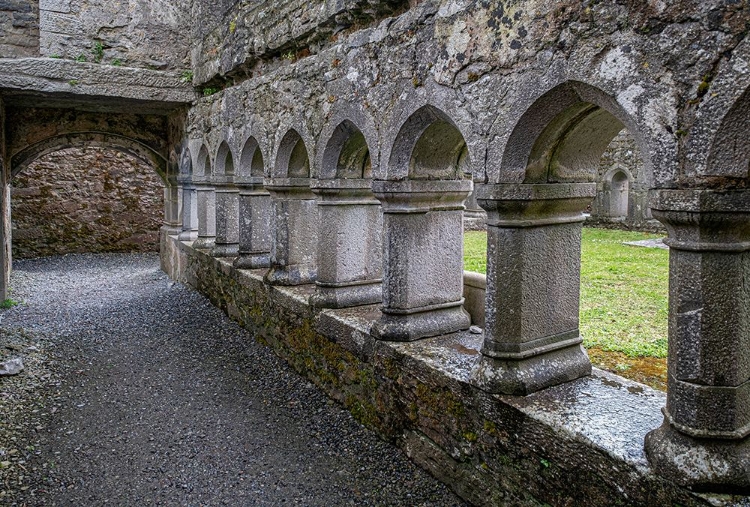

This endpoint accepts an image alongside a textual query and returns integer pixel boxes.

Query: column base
[178,230,198,241]
[212,243,239,257]
[192,237,215,249]
[309,280,381,309]
[645,421,750,494]
[372,303,470,342]
[161,225,182,236]
[233,252,271,269]
[265,265,316,286]
[472,343,591,396]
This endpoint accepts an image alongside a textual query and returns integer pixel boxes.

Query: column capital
[311,178,379,205]
[477,183,596,227]
[372,179,472,213]
[651,188,750,252]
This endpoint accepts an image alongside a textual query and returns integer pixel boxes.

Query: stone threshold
[161,233,747,507]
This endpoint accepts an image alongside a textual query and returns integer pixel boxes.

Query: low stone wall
[162,233,744,507]
[11,147,164,259]
[463,271,485,328]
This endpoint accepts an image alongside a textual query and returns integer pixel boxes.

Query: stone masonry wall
[587,130,664,231]
[191,0,408,85]
[11,147,164,259]
[38,0,190,70]
[0,0,39,57]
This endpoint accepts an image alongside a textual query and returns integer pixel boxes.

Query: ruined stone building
[1,0,749,504]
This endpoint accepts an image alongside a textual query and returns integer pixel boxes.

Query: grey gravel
[0,252,464,506]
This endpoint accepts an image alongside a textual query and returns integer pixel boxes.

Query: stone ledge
[162,233,748,506]
[0,58,196,111]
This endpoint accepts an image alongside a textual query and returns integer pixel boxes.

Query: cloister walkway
[1,253,462,506]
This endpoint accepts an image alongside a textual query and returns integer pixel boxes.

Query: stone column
[178,179,198,241]
[463,179,487,230]
[309,179,382,308]
[264,177,318,285]
[193,181,216,250]
[645,189,750,493]
[371,179,471,341]
[212,174,240,257]
[233,176,272,269]
[162,178,182,235]
[472,183,595,395]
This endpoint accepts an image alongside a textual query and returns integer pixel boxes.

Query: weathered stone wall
[38,0,190,70]
[0,0,39,57]
[587,130,663,231]
[11,147,163,258]
[191,0,408,85]
[185,0,750,192]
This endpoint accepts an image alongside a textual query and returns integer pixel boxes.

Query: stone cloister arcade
[1,0,749,504]
[172,68,750,500]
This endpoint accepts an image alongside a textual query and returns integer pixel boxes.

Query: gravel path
[0,253,463,506]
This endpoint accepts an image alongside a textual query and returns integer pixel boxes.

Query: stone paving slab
[623,238,668,249]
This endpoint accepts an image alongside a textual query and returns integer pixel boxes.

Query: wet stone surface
[0,253,463,506]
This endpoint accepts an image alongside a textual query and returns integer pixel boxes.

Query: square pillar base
[212,243,239,257]
[645,422,750,494]
[192,237,215,249]
[372,303,470,342]
[234,252,271,269]
[310,280,382,309]
[473,343,591,396]
[265,264,317,286]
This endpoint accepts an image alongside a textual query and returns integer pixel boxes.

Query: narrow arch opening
[288,140,310,178]
[409,120,467,180]
[525,104,626,184]
[276,130,310,178]
[180,146,193,177]
[197,145,212,177]
[388,105,470,181]
[215,142,234,176]
[321,120,372,179]
[239,137,265,178]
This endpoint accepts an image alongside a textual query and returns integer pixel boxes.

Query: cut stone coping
[0,58,196,112]
[164,234,749,506]
[623,238,668,249]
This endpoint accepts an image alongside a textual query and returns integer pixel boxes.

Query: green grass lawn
[464,228,669,359]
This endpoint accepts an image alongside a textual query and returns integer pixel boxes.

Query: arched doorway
[10,139,166,259]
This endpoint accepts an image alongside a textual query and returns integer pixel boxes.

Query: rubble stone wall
[11,147,163,259]
[0,0,39,57]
